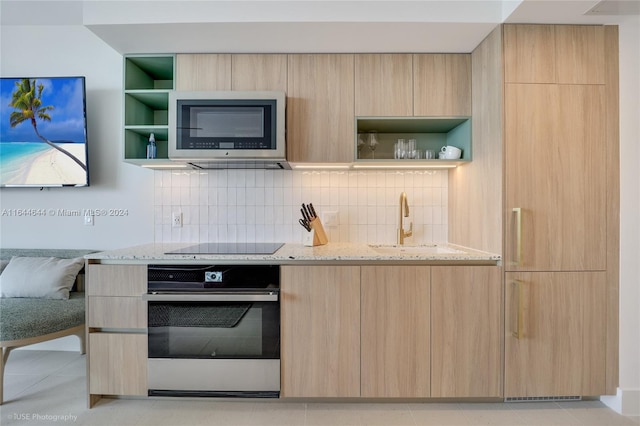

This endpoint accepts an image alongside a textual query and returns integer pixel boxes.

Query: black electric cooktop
[165,242,284,255]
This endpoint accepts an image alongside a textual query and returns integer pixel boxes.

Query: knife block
[304,217,329,246]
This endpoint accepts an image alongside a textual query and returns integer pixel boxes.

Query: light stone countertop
[85,242,501,265]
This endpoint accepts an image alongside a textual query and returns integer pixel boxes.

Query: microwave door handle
[142,293,278,303]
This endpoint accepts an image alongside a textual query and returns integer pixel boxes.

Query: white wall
[607,17,640,416]
[0,25,154,250]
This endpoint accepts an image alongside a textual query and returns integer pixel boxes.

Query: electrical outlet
[84,215,94,226]
[172,212,182,228]
[323,210,339,227]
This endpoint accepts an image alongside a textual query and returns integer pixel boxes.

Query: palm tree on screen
[8,78,87,171]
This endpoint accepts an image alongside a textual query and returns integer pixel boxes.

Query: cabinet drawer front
[87,264,146,296]
[89,333,147,395]
[89,296,146,328]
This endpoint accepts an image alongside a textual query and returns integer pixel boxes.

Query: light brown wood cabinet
[501,25,616,398]
[458,24,618,399]
[280,265,361,397]
[354,53,471,118]
[505,272,606,397]
[175,54,232,91]
[431,266,502,398]
[173,53,472,163]
[88,333,147,396]
[413,54,471,117]
[176,53,287,92]
[360,266,430,398]
[286,54,355,163]
[231,54,287,91]
[504,83,606,271]
[504,24,605,85]
[355,54,413,117]
[283,264,501,399]
[86,264,148,406]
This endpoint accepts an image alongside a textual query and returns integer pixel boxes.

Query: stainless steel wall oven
[145,264,280,398]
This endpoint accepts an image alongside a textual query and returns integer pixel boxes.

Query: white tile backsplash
[154,169,448,245]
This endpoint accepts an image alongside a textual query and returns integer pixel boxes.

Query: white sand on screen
[22,143,87,185]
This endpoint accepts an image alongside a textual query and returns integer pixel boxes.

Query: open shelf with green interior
[123,55,175,167]
[355,117,471,165]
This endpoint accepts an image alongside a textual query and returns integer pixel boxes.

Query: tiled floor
[1,350,638,426]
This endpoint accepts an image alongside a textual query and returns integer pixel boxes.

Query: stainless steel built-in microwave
[168,91,288,169]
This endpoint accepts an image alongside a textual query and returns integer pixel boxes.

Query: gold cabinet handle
[512,207,522,266]
[511,279,524,339]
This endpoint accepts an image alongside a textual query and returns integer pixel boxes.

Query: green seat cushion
[0,292,85,342]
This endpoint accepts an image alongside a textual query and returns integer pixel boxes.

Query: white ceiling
[1,0,638,53]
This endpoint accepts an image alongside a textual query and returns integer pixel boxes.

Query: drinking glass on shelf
[425,149,436,159]
[368,131,379,159]
[395,139,406,159]
[408,139,417,159]
[357,133,366,158]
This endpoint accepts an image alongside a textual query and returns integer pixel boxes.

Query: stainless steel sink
[368,244,465,255]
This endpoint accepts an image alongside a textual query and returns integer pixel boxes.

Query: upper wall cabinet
[177,54,288,92]
[123,54,175,166]
[175,54,232,91]
[354,54,471,118]
[354,54,472,166]
[287,54,355,163]
[414,54,471,117]
[504,24,605,85]
[355,54,413,117]
[231,54,287,91]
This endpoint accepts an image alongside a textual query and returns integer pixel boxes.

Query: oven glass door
[148,299,279,359]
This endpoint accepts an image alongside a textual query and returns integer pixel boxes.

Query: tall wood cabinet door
[413,54,471,116]
[504,24,605,85]
[361,266,430,398]
[554,25,605,85]
[431,266,502,397]
[504,24,556,83]
[231,54,287,91]
[505,272,606,397]
[504,84,606,271]
[89,333,147,396]
[281,265,360,397]
[175,54,232,91]
[355,54,413,117]
[287,54,354,163]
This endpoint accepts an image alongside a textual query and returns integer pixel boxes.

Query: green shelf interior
[124,92,169,126]
[124,128,169,160]
[356,117,471,161]
[125,56,174,90]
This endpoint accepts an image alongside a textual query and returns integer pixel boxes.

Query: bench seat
[0,292,85,343]
[0,248,96,405]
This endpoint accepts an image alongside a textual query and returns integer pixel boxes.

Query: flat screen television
[0,76,89,187]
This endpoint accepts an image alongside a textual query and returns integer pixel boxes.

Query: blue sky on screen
[0,77,87,143]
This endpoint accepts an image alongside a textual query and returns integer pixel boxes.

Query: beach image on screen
[0,76,89,187]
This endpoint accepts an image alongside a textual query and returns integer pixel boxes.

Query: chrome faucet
[398,192,413,245]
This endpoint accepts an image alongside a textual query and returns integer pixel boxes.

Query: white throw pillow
[0,259,9,275]
[0,256,85,299]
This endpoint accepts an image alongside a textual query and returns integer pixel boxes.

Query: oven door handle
[142,292,278,302]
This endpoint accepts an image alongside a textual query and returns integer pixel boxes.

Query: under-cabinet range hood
[183,159,291,170]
